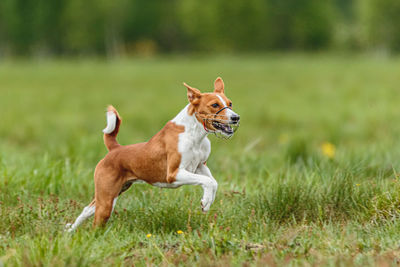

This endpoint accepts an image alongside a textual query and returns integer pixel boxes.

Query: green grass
[1,54,400,266]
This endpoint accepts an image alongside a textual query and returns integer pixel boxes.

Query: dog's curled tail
[103,105,122,151]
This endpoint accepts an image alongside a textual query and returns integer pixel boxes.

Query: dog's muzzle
[196,107,240,139]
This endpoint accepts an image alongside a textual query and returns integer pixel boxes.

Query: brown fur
[93,121,184,226]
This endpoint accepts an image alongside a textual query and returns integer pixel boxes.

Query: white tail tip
[102,111,117,134]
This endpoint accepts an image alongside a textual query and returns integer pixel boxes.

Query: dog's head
[184,77,240,138]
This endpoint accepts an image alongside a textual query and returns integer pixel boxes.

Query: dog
[65,77,240,232]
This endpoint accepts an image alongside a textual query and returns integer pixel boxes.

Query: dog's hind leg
[65,178,125,232]
[92,171,124,227]
[65,199,96,232]
[93,194,119,227]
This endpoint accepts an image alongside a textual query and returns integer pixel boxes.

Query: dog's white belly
[152,182,181,188]
[132,179,180,188]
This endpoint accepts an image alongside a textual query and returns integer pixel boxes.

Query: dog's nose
[231,114,240,123]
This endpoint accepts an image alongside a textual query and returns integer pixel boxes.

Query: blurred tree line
[0,0,399,57]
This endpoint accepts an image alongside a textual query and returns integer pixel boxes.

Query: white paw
[201,198,212,213]
[64,223,74,232]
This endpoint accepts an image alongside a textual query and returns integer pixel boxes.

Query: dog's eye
[229,102,232,107]
[212,103,219,108]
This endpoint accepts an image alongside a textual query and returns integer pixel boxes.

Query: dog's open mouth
[197,113,240,139]
[212,120,239,137]
[212,121,233,135]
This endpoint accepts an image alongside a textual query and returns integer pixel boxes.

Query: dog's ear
[214,77,224,94]
[184,82,201,105]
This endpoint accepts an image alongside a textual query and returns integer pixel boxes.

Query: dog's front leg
[195,164,218,203]
[174,169,218,212]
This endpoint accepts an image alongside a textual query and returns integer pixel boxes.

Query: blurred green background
[1,0,400,57]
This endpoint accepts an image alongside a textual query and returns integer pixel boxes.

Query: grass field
[1,54,400,266]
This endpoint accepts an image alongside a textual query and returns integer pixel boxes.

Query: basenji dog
[65,77,240,232]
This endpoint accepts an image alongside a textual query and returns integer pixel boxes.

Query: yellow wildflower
[146,234,152,238]
[356,184,360,186]
[177,230,183,235]
[321,142,335,159]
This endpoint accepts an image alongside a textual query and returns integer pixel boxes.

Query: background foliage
[1,0,400,56]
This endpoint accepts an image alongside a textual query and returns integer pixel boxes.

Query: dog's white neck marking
[172,104,208,142]
[172,104,211,173]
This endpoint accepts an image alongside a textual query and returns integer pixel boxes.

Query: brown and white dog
[65,77,240,232]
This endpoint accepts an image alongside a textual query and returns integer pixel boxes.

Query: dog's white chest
[178,134,210,173]
[171,106,212,173]
[183,145,206,172]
